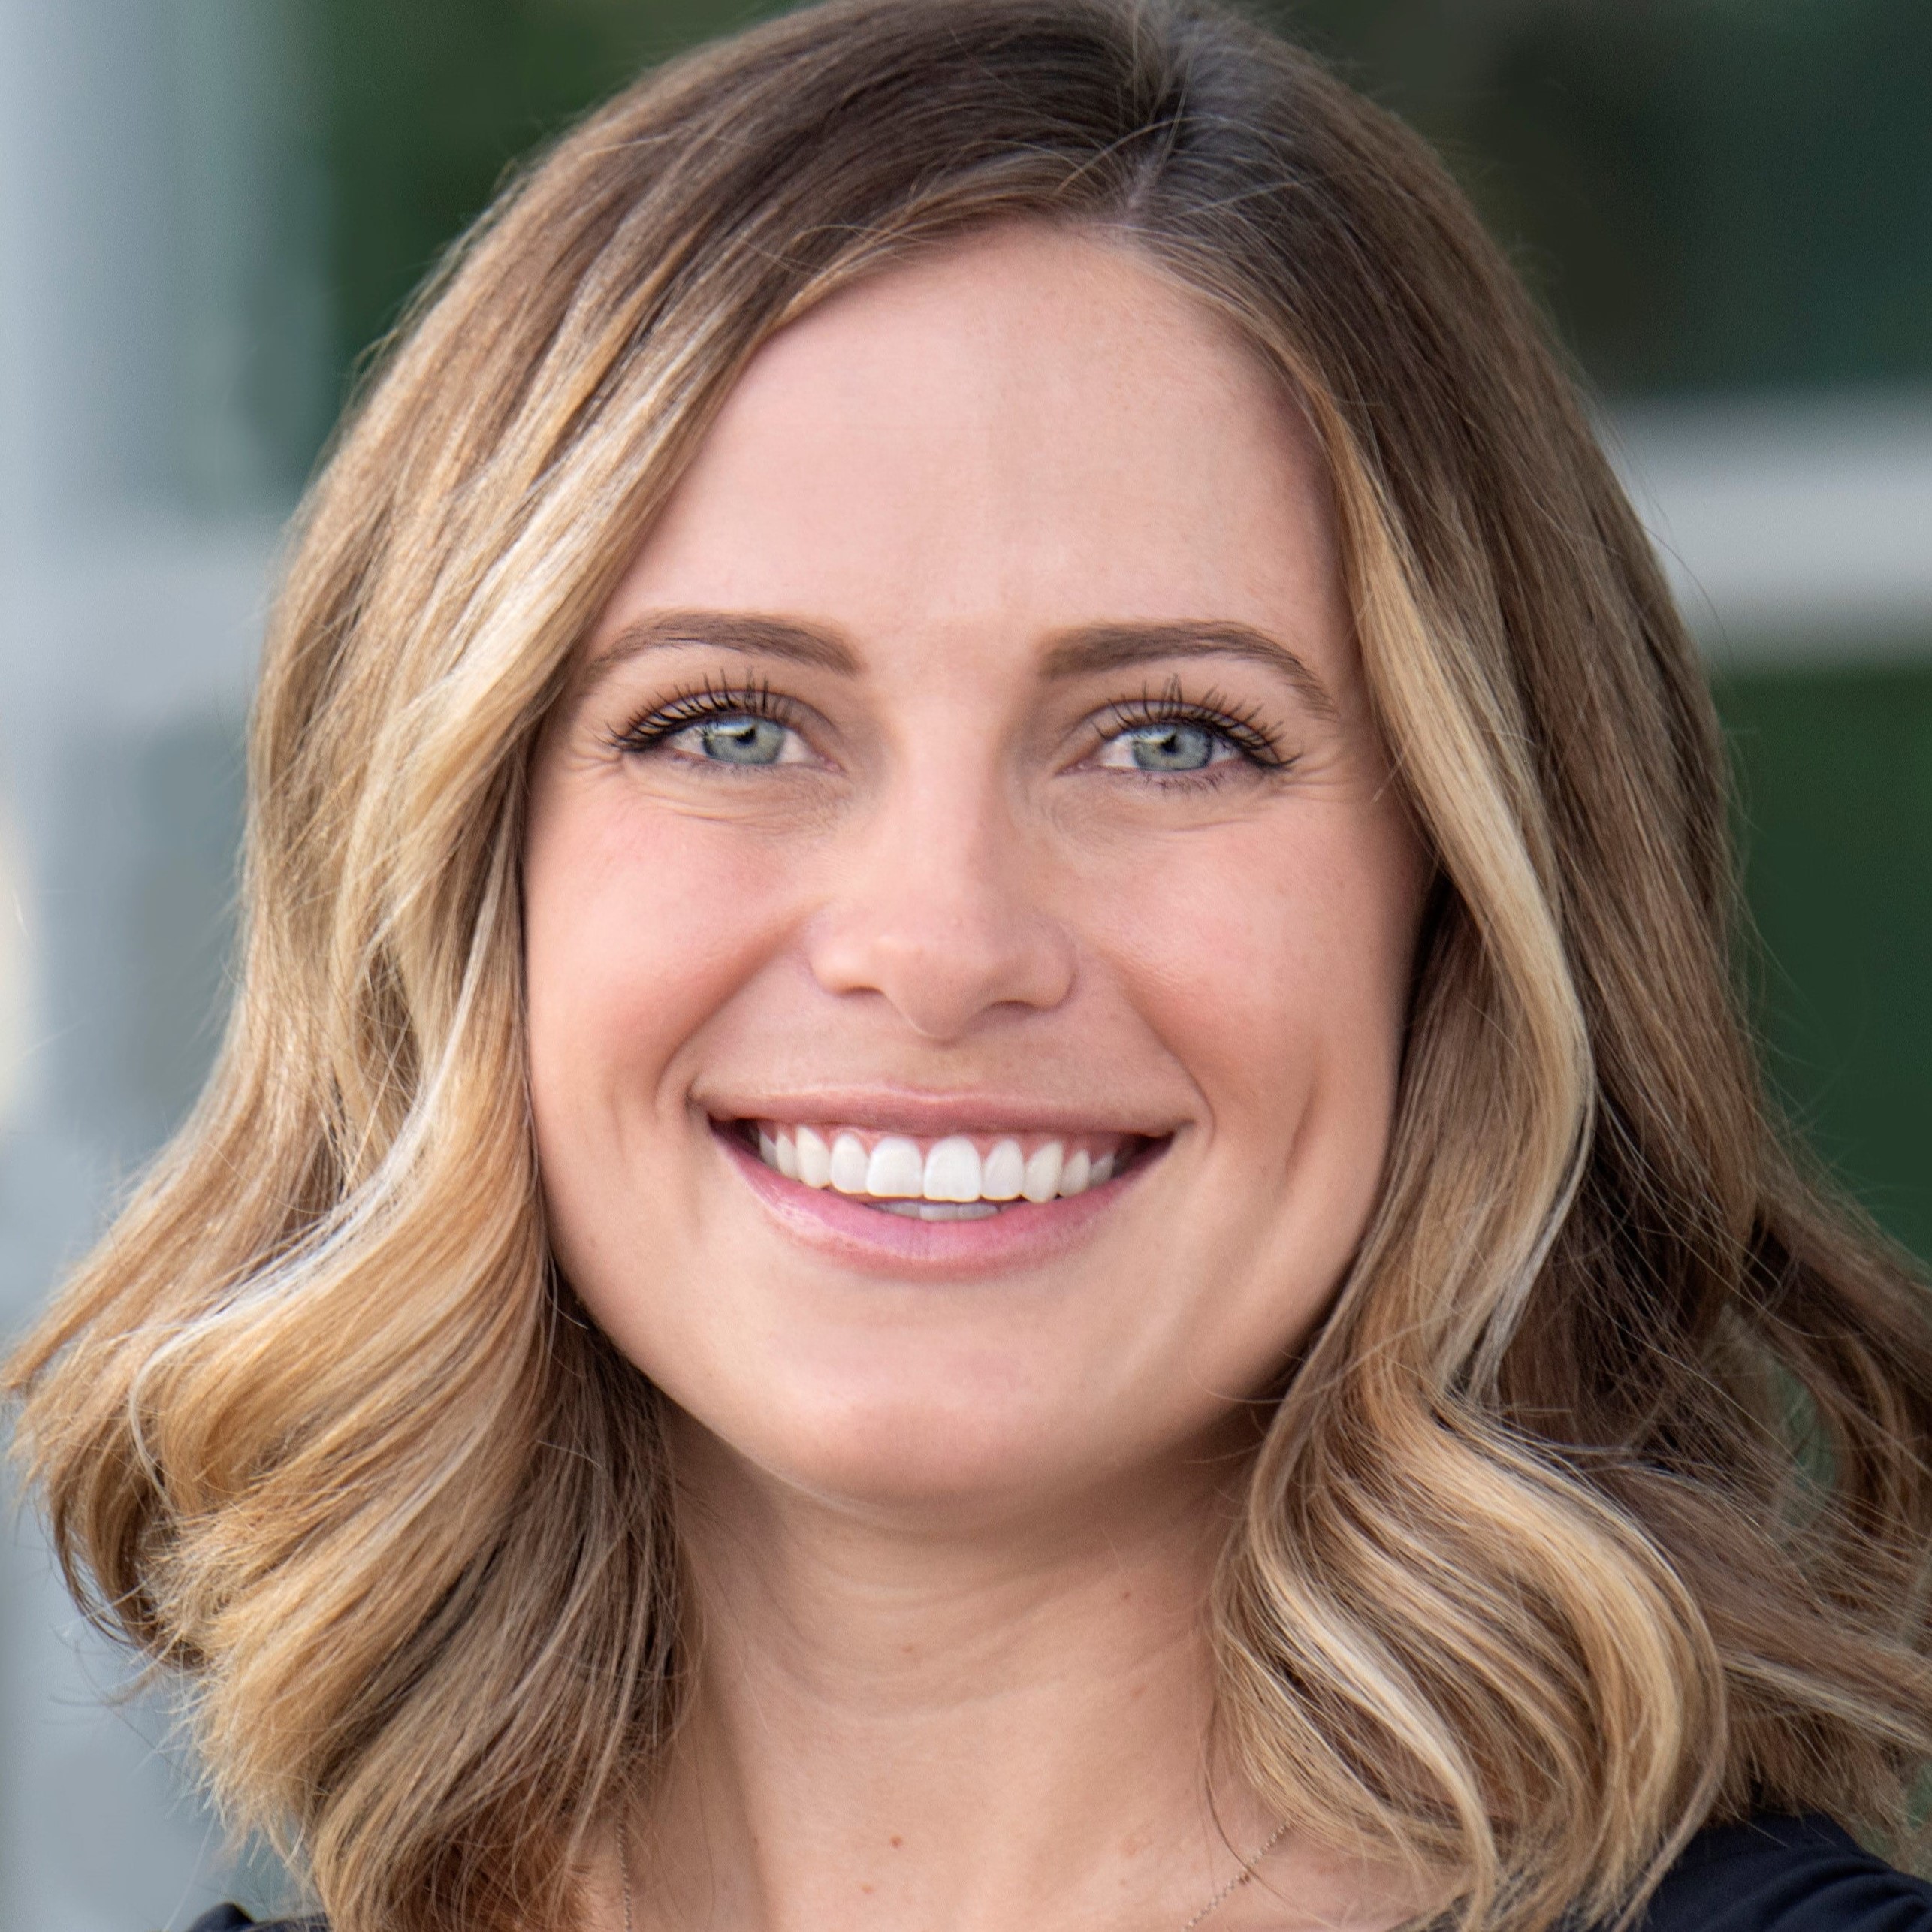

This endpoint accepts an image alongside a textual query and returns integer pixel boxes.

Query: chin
[663,1367,1143,1523]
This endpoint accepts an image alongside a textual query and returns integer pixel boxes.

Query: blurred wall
[0,2,323,1924]
[0,1,1927,1925]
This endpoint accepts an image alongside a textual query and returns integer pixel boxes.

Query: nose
[803,771,1076,1040]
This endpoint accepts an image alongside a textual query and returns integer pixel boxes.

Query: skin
[525,224,1431,1932]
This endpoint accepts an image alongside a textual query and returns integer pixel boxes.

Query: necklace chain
[616,1810,1285,1932]
[1178,1820,1291,1930]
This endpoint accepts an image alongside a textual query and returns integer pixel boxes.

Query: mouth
[726,1119,1158,1219]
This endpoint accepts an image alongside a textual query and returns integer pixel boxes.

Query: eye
[1087,686,1287,781]
[1096,720,1233,774]
[669,713,798,766]
[614,680,815,770]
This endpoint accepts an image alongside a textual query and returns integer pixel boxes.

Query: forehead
[616,222,1343,657]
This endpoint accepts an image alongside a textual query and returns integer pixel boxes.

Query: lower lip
[715,1125,1161,1279]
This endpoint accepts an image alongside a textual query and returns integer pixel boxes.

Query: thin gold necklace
[1179,1820,1291,1930]
[617,1812,1288,1931]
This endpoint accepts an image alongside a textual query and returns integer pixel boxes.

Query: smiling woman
[9,5,1932,1932]
[526,231,1424,1474]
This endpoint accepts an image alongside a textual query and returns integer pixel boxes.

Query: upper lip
[699,1086,1182,1139]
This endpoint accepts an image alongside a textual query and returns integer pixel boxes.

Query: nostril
[801,889,1077,1037]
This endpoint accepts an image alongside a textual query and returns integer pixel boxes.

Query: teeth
[795,1126,832,1188]
[865,1135,924,1198]
[829,1131,870,1194]
[749,1124,1136,1207]
[922,1135,981,1202]
[1021,1142,1062,1203]
[982,1138,1024,1200]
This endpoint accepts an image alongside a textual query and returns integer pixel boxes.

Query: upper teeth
[752,1126,1118,1203]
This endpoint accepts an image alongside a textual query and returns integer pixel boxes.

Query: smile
[737,1122,1151,1218]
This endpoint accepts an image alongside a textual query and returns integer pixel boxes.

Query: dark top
[180,1813,1932,1932]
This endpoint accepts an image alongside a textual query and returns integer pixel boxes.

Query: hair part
[12,3,1932,1929]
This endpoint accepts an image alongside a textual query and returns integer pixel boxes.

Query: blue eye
[1096,718,1240,774]
[1121,721,1219,771]
[684,714,791,765]
[622,688,809,768]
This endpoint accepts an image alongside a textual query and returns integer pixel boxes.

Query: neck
[632,1425,1287,1932]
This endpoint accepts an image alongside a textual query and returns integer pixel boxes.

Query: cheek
[1087,804,1423,1170]
[521,787,800,1165]
[1085,804,1425,1395]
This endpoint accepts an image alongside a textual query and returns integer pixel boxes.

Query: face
[525,225,1429,1520]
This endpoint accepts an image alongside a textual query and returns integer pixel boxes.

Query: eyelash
[611,675,802,756]
[1094,680,1291,774]
[610,675,1291,776]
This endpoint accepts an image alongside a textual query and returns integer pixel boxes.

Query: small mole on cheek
[891,1836,904,1849]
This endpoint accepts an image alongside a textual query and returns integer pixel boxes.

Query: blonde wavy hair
[11,2,1932,1929]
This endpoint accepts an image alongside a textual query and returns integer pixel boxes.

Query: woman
[11,2,1932,1928]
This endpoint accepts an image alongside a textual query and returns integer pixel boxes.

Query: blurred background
[1,0,1927,1923]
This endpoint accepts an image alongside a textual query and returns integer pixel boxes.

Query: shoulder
[1630,1815,1932,1932]
[185,1909,325,1932]
[177,1820,1930,1932]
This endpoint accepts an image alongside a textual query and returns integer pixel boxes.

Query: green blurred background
[315,0,1932,1259]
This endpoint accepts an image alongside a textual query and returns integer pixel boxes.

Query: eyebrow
[1039,620,1339,720]
[580,609,1336,718]
[580,609,861,689]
